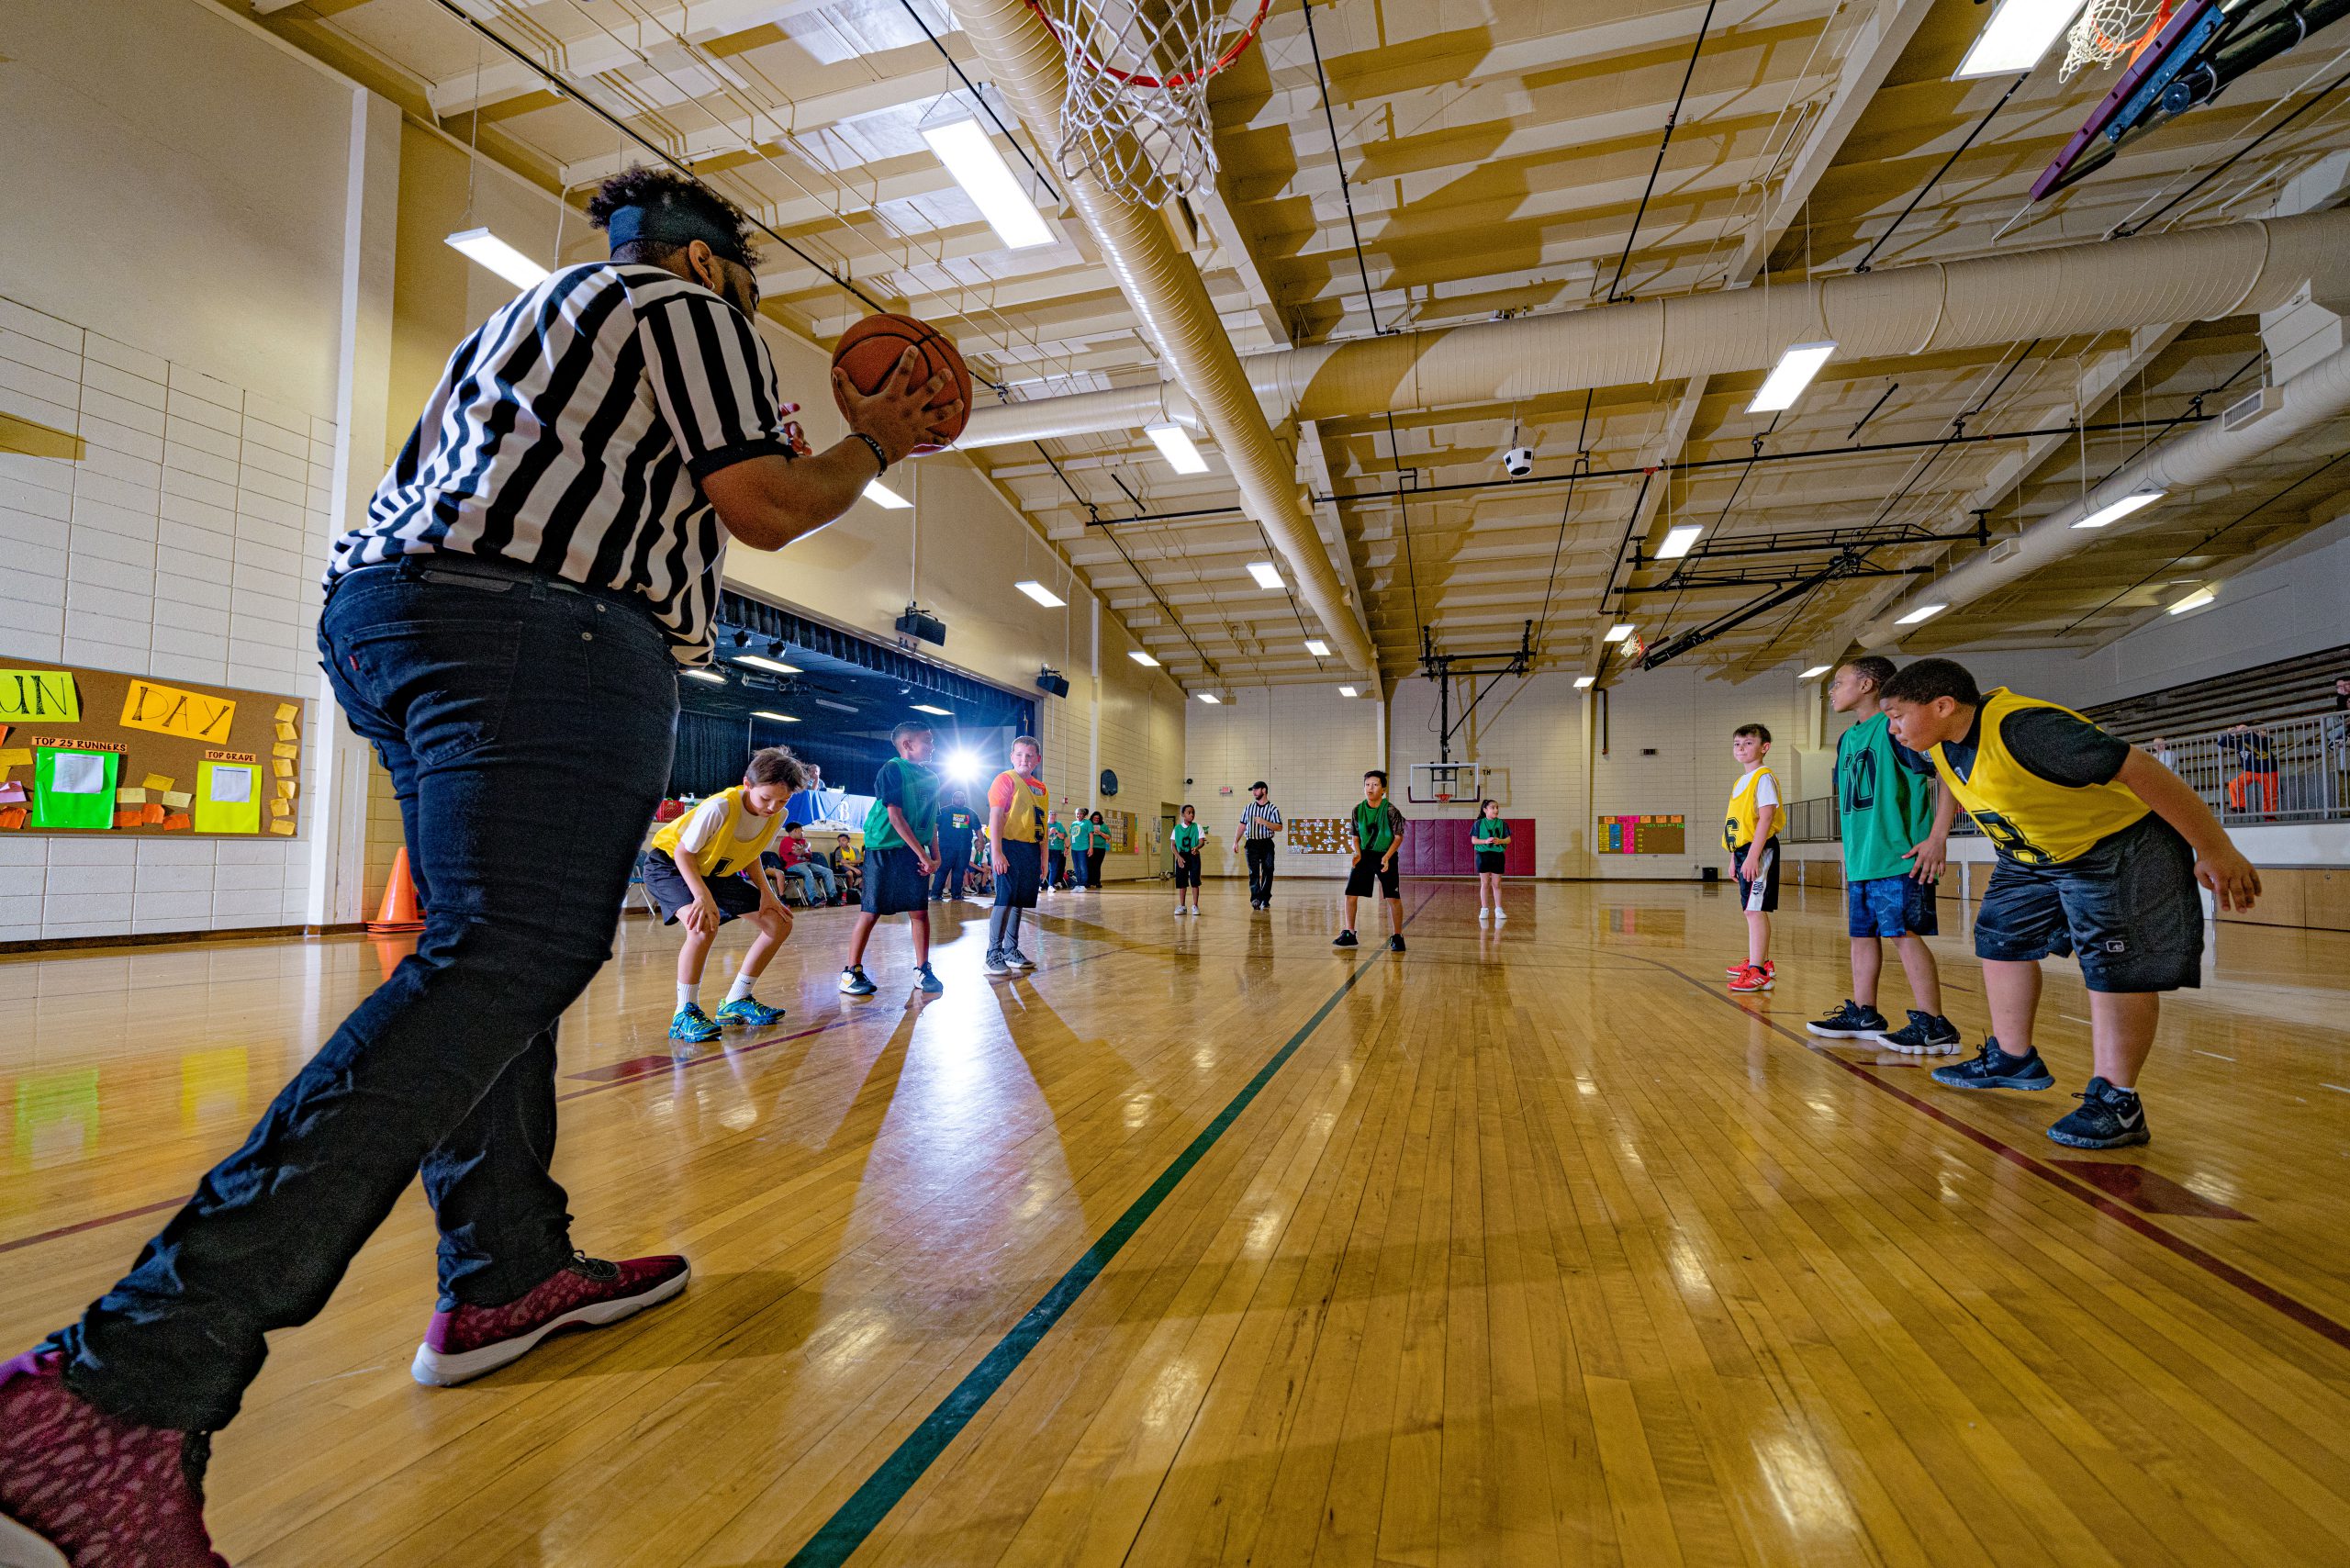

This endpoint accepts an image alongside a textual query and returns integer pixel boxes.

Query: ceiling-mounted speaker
[1035,666,1070,698]
[895,603,947,646]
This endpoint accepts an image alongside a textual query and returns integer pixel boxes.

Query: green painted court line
[786,902,1425,1566]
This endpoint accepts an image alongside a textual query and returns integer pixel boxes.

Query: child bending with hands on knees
[1881,657,2261,1148]
[643,746,805,1047]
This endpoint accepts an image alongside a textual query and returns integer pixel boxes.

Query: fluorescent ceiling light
[752,710,800,722]
[1573,676,1596,689]
[1339,685,1359,697]
[2168,585,2217,615]
[444,227,549,290]
[1956,0,2089,79]
[864,479,912,510]
[1604,623,1637,643]
[1799,664,1832,678]
[1657,524,1703,559]
[921,118,1054,250]
[1145,423,1209,475]
[1304,638,1330,656]
[2073,488,2165,530]
[734,654,801,675]
[911,702,954,716]
[813,698,858,713]
[1197,692,1222,704]
[1747,341,1837,413]
[1014,578,1066,607]
[682,667,727,683]
[1895,602,1947,626]
[1129,650,1160,666]
[1246,560,1283,590]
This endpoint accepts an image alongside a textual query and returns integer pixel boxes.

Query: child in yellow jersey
[1881,658,2261,1149]
[643,746,805,1047]
[983,735,1049,975]
[1723,723,1780,993]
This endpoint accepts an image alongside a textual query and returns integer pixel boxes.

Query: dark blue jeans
[53,559,679,1431]
[930,847,969,899]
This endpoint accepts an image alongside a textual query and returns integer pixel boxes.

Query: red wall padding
[1396,817,1536,875]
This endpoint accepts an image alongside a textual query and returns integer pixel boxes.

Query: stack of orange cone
[368,846,427,934]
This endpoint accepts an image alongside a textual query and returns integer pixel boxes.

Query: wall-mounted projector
[894,603,947,646]
[1035,666,1070,698]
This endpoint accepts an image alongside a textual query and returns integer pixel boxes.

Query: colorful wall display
[0,659,302,838]
[1598,814,1686,855]
[1287,816,1352,854]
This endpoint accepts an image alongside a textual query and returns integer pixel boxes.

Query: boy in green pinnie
[1170,803,1205,916]
[1335,769,1407,952]
[839,721,943,998]
[1472,798,1510,923]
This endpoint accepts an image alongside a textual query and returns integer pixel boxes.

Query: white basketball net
[2061,0,2172,81]
[1031,0,1257,207]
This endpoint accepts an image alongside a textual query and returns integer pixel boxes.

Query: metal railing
[1783,711,2350,844]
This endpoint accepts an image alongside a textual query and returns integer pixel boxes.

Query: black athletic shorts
[643,850,765,925]
[994,837,1041,909]
[860,845,930,916]
[1345,855,1401,899]
[1174,851,1203,889]
[1474,849,1506,876]
[1974,813,2202,991]
[1732,838,1780,913]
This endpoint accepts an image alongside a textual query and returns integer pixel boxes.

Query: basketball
[830,313,972,454]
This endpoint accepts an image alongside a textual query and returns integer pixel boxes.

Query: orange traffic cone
[368,846,427,934]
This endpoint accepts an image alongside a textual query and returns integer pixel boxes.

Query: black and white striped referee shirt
[328,263,794,662]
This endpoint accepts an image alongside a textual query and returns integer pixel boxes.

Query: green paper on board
[32,747,117,831]
[193,760,261,835]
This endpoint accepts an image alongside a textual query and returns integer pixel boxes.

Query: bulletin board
[0,660,304,838]
[1597,814,1685,855]
[1288,816,1351,854]
[1099,809,1138,854]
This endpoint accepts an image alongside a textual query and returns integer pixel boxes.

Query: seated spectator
[764,821,840,906]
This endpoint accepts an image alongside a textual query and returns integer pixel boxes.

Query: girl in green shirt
[1472,799,1511,923]
[1169,804,1205,916]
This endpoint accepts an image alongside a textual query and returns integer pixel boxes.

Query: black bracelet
[851,432,889,476]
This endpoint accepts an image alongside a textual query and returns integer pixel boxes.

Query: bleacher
[2082,643,2350,742]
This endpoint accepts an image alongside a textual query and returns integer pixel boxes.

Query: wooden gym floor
[4,877,2350,1566]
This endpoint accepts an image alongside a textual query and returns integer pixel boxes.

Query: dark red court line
[0,1195,189,1257]
[1639,956,2350,1356]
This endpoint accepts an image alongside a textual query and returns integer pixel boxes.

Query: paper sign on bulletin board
[1288,816,1351,854]
[0,658,301,838]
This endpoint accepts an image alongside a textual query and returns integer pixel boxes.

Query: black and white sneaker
[983,951,1012,976]
[1807,999,1889,1038]
[1332,930,1359,948]
[1880,1010,1963,1055]
[1387,934,1406,953]
[838,965,877,997]
[1930,1037,2053,1092]
[2046,1077,2151,1148]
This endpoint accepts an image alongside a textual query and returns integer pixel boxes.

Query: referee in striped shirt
[1234,781,1283,909]
[2,170,959,1553]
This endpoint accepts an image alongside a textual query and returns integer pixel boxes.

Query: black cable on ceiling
[1031,440,1223,678]
[1530,388,1596,655]
[426,0,889,314]
[892,0,1061,204]
[1606,0,1718,303]
[2110,62,2350,236]
[1851,71,2027,274]
[1300,0,1383,337]
[1382,411,1423,631]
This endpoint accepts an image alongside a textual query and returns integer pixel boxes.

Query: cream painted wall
[1182,686,1383,880]
[0,0,351,419]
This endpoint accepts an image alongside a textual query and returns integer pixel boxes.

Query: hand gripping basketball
[831,313,973,460]
[831,350,963,468]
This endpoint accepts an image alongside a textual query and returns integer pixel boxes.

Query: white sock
[677,981,699,1011]
[726,969,758,1003]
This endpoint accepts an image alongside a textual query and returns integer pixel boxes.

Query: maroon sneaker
[410,1253,688,1387]
[0,1349,227,1568]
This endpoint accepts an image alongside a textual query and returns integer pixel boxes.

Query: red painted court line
[0,1195,189,1257]
[1650,959,2350,1357]
[554,1013,862,1102]
[2051,1159,2253,1220]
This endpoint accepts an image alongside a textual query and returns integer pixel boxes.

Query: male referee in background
[1235,779,1283,909]
[1,168,958,1562]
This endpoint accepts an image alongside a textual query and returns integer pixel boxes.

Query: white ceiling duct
[944,0,1377,677]
[960,210,2350,444]
[1859,339,2350,646]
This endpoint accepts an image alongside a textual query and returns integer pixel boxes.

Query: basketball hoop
[2061,0,2173,80]
[1024,0,1274,207]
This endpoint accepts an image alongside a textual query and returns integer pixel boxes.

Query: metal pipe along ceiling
[960,210,2350,444]
[1858,339,2350,647]
[944,0,1378,678]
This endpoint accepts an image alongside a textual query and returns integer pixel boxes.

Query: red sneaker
[411,1253,688,1387]
[1723,960,1775,980]
[0,1349,227,1568]
[1728,963,1775,993]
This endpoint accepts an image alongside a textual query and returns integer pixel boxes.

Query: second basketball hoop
[1024,0,1273,207]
